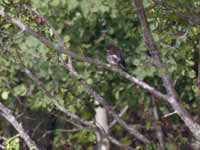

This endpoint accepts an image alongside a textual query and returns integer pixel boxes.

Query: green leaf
[13,84,27,96]
[86,78,93,85]
[6,135,20,150]
[1,91,9,100]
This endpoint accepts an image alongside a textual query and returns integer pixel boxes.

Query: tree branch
[23,67,143,149]
[24,69,93,127]
[0,8,167,102]
[1,6,147,147]
[0,102,40,150]
[63,63,150,144]
[153,0,200,25]
[151,96,165,150]
[133,0,200,140]
[109,105,129,129]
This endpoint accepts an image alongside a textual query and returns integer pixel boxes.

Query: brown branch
[0,102,40,150]
[133,0,200,140]
[197,33,200,91]
[109,105,129,128]
[151,97,165,150]
[197,32,200,121]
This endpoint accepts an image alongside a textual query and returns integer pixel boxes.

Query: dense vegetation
[1,0,200,149]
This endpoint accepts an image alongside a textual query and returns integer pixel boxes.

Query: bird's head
[106,44,118,54]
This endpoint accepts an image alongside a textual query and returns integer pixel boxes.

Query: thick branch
[133,0,200,140]
[0,102,40,150]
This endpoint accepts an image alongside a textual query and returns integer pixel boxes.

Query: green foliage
[1,91,9,100]
[6,135,20,150]
[1,0,200,149]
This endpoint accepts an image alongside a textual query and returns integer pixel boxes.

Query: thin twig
[38,128,81,141]
[151,97,165,150]
[109,105,129,128]
[162,111,177,118]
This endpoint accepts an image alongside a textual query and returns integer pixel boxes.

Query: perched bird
[106,44,127,71]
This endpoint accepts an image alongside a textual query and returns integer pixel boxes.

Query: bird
[106,44,127,71]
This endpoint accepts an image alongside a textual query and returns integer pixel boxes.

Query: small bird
[106,44,127,71]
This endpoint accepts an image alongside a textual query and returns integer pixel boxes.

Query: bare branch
[133,0,200,140]
[151,97,165,150]
[0,144,5,150]
[109,105,129,129]
[162,111,177,118]
[0,102,40,150]
[197,31,200,92]
[0,136,6,150]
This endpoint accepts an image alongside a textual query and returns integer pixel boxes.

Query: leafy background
[0,0,200,149]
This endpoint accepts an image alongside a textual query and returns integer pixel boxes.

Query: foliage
[6,135,20,150]
[0,0,200,149]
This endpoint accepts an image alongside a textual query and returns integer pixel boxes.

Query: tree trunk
[95,105,110,150]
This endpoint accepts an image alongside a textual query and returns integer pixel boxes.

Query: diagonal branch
[23,67,135,149]
[24,69,93,127]
[0,102,40,150]
[133,0,200,140]
[109,105,129,129]
[0,8,167,101]
[63,63,150,144]
[23,68,137,149]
